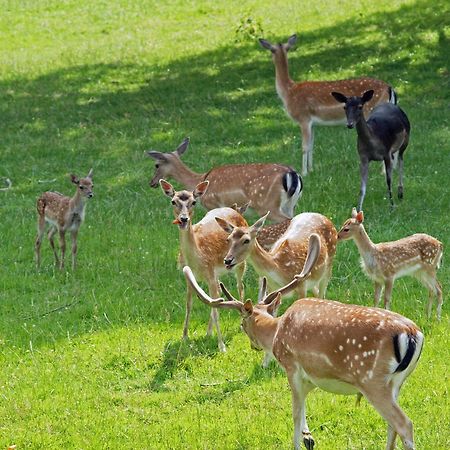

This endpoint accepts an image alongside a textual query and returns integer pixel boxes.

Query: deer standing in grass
[183,233,424,450]
[35,169,94,270]
[148,137,302,223]
[160,179,248,352]
[259,34,396,176]
[338,208,443,319]
[331,90,410,211]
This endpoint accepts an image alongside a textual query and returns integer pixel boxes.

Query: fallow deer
[183,233,424,450]
[338,209,443,319]
[160,179,248,352]
[331,90,410,211]
[35,169,94,270]
[216,212,337,299]
[148,137,302,223]
[259,34,396,176]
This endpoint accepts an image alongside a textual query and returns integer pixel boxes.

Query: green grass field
[0,0,449,448]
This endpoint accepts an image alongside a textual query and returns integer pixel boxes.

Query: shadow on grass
[0,0,448,350]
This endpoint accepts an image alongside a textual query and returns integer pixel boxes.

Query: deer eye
[171,200,176,205]
[155,164,159,168]
[343,228,349,232]
[358,105,363,109]
[343,105,347,110]
[79,185,85,190]
[192,200,196,206]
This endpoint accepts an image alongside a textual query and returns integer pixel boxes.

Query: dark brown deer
[331,90,410,211]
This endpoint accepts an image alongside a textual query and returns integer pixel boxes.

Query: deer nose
[180,216,188,223]
[224,257,234,267]
[88,192,94,198]
[347,123,354,129]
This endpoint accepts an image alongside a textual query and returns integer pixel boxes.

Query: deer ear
[356,211,364,223]
[215,217,235,234]
[250,212,269,237]
[243,300,253,316]
[147,151,167,161]
[70,174,79,185]
[286,34,297,50]
[159,179,175,198]
[175,137,190,156]
[86,168,93,179]
[193,180,209,198]
[331,92,347,103]
[259,38,276,53]
[351,207,358,218]
[267,293,282,317]
[362,90,374,103]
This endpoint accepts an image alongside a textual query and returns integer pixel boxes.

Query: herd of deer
[33,35,443,450]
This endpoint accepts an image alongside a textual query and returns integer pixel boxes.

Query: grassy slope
[0,0,449,448]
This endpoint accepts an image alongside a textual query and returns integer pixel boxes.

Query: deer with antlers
[183,233,424,450]
[35,169,94,270]
[160,179,248,352]
[338,208,443,319]
[259,34,396,176]
[148,137,302,223]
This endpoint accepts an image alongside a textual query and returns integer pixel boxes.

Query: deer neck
[273,53,294,102]
[249,240,286,287]
[351,226,376,264]
[69,189,87,214]
[178,222,200,265]
[169,157,205,189]
[355,116,373,143]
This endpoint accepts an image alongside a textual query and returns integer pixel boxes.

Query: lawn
[0,0,449,448]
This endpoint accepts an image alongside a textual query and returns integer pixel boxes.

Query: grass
[0,0,449,448]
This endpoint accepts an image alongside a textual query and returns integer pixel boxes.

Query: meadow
[0,0,449,448]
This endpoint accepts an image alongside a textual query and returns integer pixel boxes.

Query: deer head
[160,179,208,230]
[259,34,297,62]
[70,168,94,198]
[331,90,374,128]
[147,137,190,187]
[337,208,364,240]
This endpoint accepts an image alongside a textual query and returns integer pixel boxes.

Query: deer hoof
[398,187,404,199]
[303,434,315,450]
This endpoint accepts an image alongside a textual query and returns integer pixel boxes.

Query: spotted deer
[148,137,302,223]
[338,208,443,319]
[183,233,424,450]
[160,179,248,352]
[331,90,410,211]
[259,34,396,176]
[35,169,94,270]
[216,212,337,299]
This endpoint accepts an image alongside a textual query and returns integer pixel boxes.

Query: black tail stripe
[389,86,398,105]
[282,171,301,198]
[393,334,417,373]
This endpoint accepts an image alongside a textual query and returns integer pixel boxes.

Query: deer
[216,211,337,299]
[259,34,396,176]
[183,233,424,450]
[331,90,410,211]
[148,137,303,223]
[338,208,443,320]
[35,169,94,270]
[159,179,248,352]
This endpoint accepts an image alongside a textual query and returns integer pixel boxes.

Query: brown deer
[331,90,410,211]
[338,208,443,319]
[35,169,94,270]
[148,137,302,223]
[160,179,248,352]
[216,212,337,298]
[183,234,424,450]
[259,34,396,176]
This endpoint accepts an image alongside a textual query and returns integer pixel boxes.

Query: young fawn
[332,90,410,211]
[160,179,247,352]
[35,169,94,270]
[338,209,443,319]
[148,137,302,223]
[259,34,396,176]
[184,233,424,450]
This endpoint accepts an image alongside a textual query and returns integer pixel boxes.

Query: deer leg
[374,282,383,307]
[287,369,315,450]
[383,279,394,310]
[300,121,313,176]
[358,157,369,212]
[419,272,443,320]
[71,229,78,270]
[397,150,404,199]
[364,389,414,450]
[47,227,60,267]
[384,156,394,207]
[182,284,193,340]
[208,281,226,352]
[235,262,246,301]
[59,230,66,270]
[35,215,46,269]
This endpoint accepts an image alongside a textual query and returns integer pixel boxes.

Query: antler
[183,266,244,311]
[263,233,321,304]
